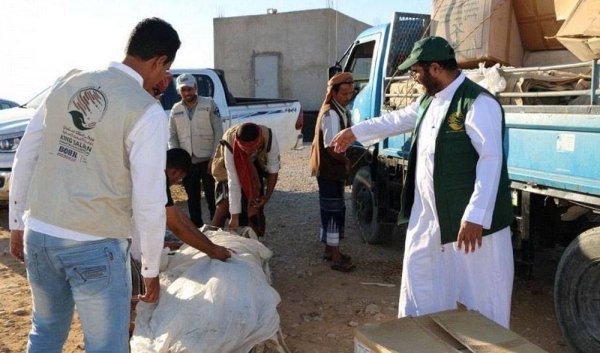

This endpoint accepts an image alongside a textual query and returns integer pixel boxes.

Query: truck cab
[336,13,429,242]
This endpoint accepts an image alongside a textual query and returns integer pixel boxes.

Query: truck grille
[386,13,431,78]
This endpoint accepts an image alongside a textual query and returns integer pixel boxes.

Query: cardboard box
[354,309,548,353]
[556,37,600,61]
[513,0,565,50]
[431,0,524,68]
[556,0,600,60]
[522,49,580,67]
[554,0,580,20]
[522,49,590,75]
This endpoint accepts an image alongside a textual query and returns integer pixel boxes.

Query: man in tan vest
[168,73,223,227]
[9,18,180,352]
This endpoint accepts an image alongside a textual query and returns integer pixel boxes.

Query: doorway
[253,54,280,98]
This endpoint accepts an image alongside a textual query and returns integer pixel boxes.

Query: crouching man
[131,148,232,264]
[211,123,280,237]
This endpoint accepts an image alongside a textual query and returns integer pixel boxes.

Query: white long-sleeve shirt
[321,100,350,145]
[224,137,280,215]
[9,62,167,277]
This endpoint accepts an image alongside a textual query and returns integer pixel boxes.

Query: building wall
[214,9,370,111]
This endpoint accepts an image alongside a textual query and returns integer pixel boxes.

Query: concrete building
[214,8,370,112]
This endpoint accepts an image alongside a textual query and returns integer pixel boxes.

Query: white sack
[131,230,281,353]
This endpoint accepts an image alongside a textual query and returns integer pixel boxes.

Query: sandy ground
[0,145,569,352]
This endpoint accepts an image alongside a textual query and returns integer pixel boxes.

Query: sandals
[331,259,356,273]
[322,253,352,262]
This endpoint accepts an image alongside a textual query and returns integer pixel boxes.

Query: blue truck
[334,12,600,353]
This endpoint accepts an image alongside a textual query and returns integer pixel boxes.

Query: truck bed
[232,96,299,106]
[504,105,600,198]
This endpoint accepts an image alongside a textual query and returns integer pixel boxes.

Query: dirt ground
[0,144,569,352]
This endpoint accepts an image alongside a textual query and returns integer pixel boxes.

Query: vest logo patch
[57,145,78,161]
[68,88,107,131]
[57,125,95,163]
[447,112,465,132]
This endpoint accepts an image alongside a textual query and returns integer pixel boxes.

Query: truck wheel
[351,167,381,244]
[554,227,600,353]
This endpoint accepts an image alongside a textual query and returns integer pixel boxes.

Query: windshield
[23,87,50,109]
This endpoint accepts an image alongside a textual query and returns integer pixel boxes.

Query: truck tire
[554,227,600,353]
[351,167,381,244]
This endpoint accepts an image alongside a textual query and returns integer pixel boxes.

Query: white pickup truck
[0,68,304,202]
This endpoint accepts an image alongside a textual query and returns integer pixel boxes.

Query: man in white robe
[330,36,514,328]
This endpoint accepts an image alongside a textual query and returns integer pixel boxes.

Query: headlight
[0,133,23,152]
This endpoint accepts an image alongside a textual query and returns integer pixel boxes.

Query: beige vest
[169,97,217,161]
[26,67,156,239]
[211,125,272,182]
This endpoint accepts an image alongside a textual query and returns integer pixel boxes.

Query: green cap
[397,36,455,71]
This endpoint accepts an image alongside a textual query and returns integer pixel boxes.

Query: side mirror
[328,65,342,79]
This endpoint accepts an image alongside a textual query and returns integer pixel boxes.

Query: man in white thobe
[330,36,514,328]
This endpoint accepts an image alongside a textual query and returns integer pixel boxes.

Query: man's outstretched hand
[329,128,356,154]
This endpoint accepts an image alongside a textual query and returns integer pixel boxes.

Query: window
[196,75,215,98]
[346,41,375,93]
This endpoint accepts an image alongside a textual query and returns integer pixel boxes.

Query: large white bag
[131,230,281,353]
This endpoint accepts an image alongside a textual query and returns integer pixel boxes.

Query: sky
[0,0,431,104]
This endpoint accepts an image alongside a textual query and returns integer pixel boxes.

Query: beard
[183,94,197,104]
[418,70,444,96]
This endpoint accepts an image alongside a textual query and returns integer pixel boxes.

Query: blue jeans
[24,229,131,353]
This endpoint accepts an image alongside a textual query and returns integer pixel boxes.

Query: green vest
[400,78,514,244]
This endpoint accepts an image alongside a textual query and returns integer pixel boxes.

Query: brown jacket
[309,102,349,181]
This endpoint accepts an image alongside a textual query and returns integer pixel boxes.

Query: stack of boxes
[431,0,524,67]
[430,0,600,68]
